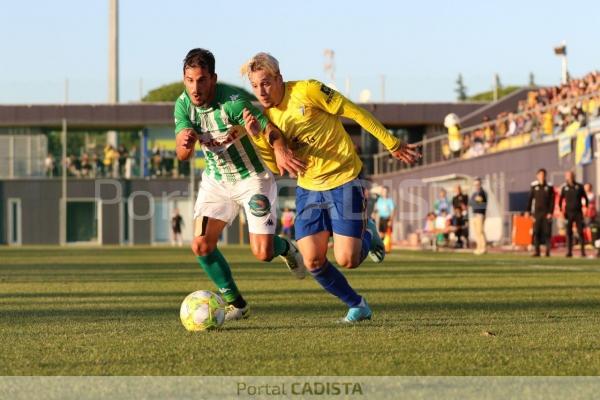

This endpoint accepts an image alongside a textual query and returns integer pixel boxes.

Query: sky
[1,0,599,104]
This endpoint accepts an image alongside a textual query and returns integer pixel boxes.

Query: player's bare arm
[242,108,306,177]
[176,128,198,161]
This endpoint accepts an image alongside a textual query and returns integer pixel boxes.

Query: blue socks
[310,260,362,308]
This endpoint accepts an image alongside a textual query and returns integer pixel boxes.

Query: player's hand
[180,129,198,149]
[243,108,261,136]
[390,143,421,165]
[273,143,306,178]
[546,213,552,219]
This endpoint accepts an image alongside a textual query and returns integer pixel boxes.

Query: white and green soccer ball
[180,290,226,331]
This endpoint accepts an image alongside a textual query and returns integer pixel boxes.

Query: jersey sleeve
[303,79,345,115]
[339,98,401,152]
[303,79,401,151]
[228,99,269,132]
[174,96,194,134]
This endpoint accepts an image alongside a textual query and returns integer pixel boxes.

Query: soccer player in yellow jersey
[241,53,419,322]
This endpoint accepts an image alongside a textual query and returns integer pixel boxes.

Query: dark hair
[537,168,547,175]
[183,48,215,75]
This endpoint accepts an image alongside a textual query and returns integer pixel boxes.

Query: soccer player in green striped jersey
[175,48,306,321]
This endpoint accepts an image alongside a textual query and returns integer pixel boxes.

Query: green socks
[196,239,288,306]
[196,249,241,304]
[273,236,290,258]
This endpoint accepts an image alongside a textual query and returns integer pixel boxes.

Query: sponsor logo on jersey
[198,127,239,150]
[320,84,335,104]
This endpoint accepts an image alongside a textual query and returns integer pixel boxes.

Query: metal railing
[372,90,600,176]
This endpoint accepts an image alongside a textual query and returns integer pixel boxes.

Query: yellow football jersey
[262,80,400,191]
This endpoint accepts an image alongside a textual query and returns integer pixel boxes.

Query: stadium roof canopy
[0,102,486,130]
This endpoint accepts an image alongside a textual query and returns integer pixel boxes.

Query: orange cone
[383,226,393,253]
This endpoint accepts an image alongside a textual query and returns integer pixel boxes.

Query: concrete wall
[372,133,599,242]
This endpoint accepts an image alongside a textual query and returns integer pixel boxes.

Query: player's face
[565,172,574,184]
[183,66,217,106]
[537,171,546,183]
[249,70,284,108]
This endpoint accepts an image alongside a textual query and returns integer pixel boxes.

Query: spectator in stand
[104,145,119,178]
[92,153,104,177]
[583,183,597,224]
[470,129,485,157]
[44,153,55,177]
[151,145,162,176]
[495,112,508,138]
[66,154,81,177]
[118,145,129,177]
[506,113,517,136]
[126,146,137,178]
[163,149,175,177]
[482,116,495,148]
[434,188,450,216]
[469,178,487,255]
[280,207,295,239]
[461,134,472,158]
[80,153,93,178]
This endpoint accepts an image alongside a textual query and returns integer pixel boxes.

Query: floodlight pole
[554,41,568,85]
[107,0,119,146]
[60,118,67,245]
[560,54,568,85]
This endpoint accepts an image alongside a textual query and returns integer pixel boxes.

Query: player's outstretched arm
[176,128,198,161]
[339,100,420,165]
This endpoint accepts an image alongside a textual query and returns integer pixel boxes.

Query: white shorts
[193,171,278,235]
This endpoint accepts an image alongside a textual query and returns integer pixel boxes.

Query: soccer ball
[180,290,226,331]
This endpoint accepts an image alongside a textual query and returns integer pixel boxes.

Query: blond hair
[240,52,280,79]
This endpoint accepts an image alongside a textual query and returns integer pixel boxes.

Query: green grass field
[1,246,600,375]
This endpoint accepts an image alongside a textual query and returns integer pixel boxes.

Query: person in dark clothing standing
[469,178,487,255]
[451,185,469,248]
[452,184,469,213]
[450,207,467,248]
[171,208,184,247]
[526,168,555,257]
[559,171,588,257]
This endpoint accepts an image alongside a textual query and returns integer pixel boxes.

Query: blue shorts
[295,179,367,241]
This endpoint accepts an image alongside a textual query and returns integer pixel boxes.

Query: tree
[467,85,521,102]
[528,72,535,87]
[494,73,502,91]
[455,74,467,101]
[142,81,256,102]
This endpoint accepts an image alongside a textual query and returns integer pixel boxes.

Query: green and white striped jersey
[174,85,268,182]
